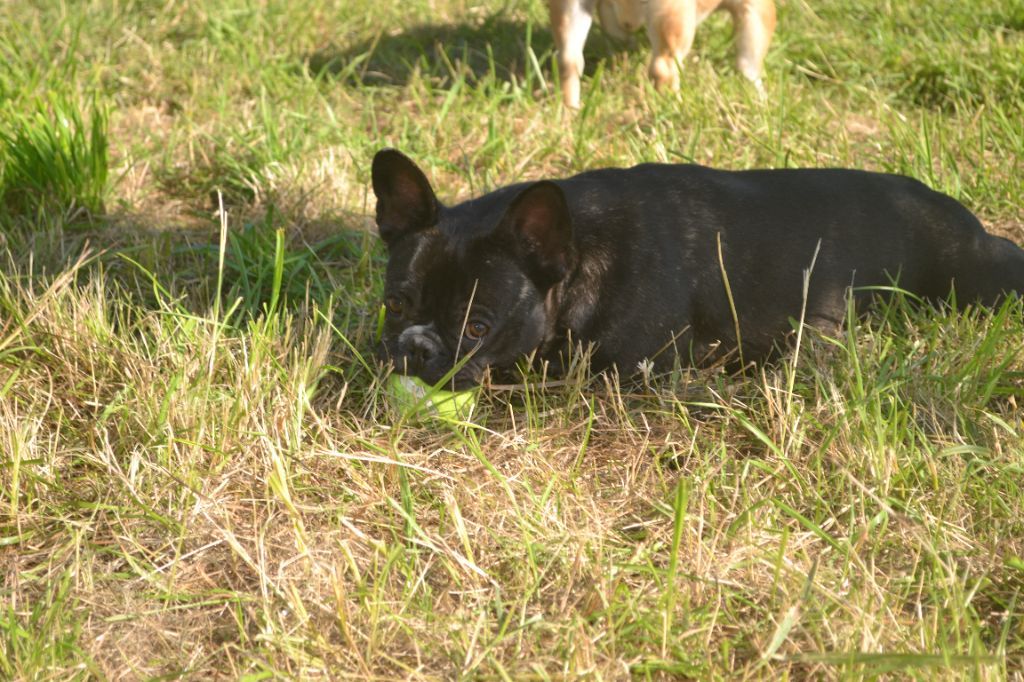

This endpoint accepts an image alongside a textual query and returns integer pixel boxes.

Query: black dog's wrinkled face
[373,149,574,388]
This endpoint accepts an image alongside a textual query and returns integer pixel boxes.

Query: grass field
[2,0,1023,678]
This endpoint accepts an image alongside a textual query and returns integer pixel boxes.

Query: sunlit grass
[0,0,1022,678]
[0,95,109,222]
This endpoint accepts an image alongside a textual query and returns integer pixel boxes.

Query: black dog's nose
[396,323,445,376]
[409,343,431,369]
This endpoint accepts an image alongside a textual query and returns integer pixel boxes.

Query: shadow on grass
[0,205,383,333]
[307,16,629,87]
[119,208,382,325]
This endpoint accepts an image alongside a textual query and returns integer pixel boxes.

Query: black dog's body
[372,150,1024,387]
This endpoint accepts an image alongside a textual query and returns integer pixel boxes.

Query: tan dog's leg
[646,0,696,92]
[550,0,594,108]
[730,0,775,92]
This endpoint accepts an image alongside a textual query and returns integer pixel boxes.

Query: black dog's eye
[385,295,404,315]
[465,321,489,341]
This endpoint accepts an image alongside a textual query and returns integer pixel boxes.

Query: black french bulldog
[372,148,1024,388]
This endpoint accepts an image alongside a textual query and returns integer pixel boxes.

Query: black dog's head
[373,149,576,388]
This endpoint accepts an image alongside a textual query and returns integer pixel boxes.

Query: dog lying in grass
[550,0,776,107]
[372,148,1024,388]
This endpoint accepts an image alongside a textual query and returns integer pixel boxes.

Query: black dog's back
[550,164,1024,367]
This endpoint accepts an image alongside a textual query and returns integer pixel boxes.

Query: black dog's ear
[501,181,575,288]
[371,149,438,243]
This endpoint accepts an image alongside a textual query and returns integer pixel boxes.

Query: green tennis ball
[387,375,477,421]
